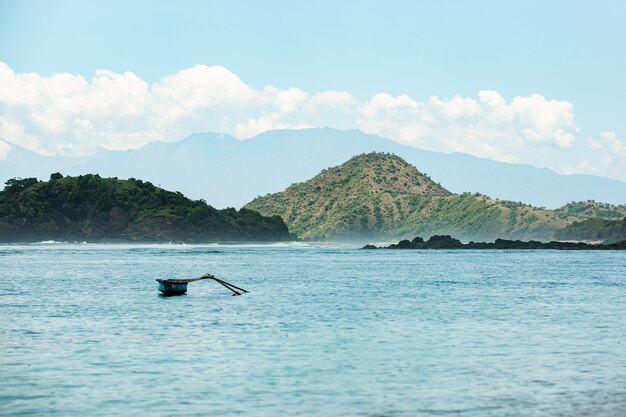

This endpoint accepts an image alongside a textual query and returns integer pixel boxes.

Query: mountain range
[2,128,625,209]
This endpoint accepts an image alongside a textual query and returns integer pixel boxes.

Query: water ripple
[0,245,624,416]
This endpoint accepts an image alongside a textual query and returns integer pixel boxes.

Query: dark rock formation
[364,235,626,250]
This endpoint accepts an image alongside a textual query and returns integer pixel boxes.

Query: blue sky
[1,0,626,180]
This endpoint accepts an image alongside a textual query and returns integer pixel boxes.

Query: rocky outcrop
[364,235,626,250]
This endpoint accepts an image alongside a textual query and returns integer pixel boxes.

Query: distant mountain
[0,174,292,243]
[245,153,621,242]
[2,128,626,209]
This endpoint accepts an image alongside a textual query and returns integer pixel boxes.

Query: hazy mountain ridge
[1,128,625,209]
[245,153,626,242]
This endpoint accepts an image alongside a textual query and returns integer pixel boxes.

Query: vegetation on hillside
[554,200,626,220]
[554,217,626,243]
[245,153,626,241]
[0,174,293,242]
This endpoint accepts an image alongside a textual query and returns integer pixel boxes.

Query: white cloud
[0,61,623,181]
[358,93,432,147]
[0,117,49,155]
[356,90,579,162]
[599,131,626,156]
[306,91,359,112]
[274,88,308,114]
[429,95,479,119]
[479,90,506,106]
[234,113,312,139]
[152,65,261,110]
[0,62,362,154]
[559,131,626,180]
[510,94,577,148]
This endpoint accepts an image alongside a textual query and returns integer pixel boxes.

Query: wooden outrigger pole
[156,273,249,296]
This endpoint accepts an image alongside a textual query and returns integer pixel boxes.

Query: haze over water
[1,243,625,416]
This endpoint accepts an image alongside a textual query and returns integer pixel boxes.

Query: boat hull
[158,281,188,296]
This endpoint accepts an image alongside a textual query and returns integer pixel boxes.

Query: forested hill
[554,217,626,243]
[0,174,293,243]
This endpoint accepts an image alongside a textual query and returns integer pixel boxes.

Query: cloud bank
[0,61,624,181]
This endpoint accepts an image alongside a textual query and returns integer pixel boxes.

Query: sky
[1,0,626,181]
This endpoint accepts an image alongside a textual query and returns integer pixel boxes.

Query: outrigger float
[156,273,248,296]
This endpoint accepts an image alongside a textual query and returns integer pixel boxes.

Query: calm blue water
[1,243,625,416]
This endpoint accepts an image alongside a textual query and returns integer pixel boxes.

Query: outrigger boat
[157,273,248,296]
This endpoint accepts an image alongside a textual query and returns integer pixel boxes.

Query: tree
[4,177,39,193]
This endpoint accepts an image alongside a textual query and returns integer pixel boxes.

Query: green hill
[554,200,626,220]
[0,174,293,243]
[245,153,626,241]
[554,217,626,243]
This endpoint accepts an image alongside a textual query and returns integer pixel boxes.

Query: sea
[1,242,625,417]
